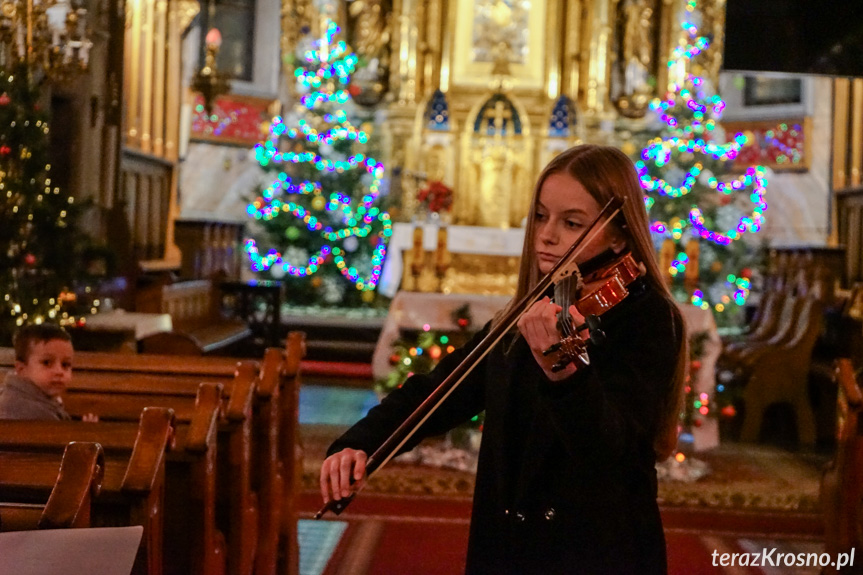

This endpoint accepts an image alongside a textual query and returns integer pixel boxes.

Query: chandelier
[0,0,92,81]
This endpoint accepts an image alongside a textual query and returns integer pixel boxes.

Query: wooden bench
[59,363,257,575]
[821,358,863,575]
[136,279,252,355]
[739,297,823,445]
[277,332,305,575]
[0,441,104,531]
[60,383,225,575]
[0,407,175,575]
[251,333,305,575]
[1,334,307,575]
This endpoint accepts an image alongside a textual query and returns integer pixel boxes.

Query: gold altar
[282,0,727,294]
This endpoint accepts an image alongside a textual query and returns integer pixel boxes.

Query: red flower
[417,181,453,213]
[0,145,10,155]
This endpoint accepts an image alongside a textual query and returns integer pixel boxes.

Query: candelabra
[0,0,92,82]
[191,27,231,114]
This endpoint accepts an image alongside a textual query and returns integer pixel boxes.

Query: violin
[543,250,641,372]
[315,196,627,519]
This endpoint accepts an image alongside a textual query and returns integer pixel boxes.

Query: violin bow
[315,196,626,519]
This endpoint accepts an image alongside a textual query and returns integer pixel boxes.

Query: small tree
[0,68,81,342]
[636,0,768,328]
[244,20,392,307]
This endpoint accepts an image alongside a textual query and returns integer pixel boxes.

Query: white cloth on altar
[372,291,512,380]
[82,310,173,340]
[378,222,525,298]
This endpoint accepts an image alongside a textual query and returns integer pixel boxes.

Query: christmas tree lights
[0,68,86,341]
[637,0,768,325]
[244,20,392,304]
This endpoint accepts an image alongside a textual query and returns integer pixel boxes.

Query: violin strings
[555,276,574,337]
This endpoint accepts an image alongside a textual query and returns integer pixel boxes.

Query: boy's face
[15,339,74,398]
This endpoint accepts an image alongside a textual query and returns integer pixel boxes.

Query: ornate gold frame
[449,0,548,91]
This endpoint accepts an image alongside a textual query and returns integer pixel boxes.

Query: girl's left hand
[517,297,586,382]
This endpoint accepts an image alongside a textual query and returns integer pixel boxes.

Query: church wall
[179,142,264,223]
[176,0,835,272]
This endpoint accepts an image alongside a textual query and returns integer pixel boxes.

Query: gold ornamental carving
[612,0,656,118]
[175,0,200,33]
[274,0,731,291]
[346,0,392,106]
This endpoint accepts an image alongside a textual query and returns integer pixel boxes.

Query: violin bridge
[554,263,583,292]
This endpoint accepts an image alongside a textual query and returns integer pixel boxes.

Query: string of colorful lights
[1,71,88,329]
[244,19,392,292]
[639,0,768,315]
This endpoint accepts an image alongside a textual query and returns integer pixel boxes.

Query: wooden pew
[253,347,285,575]
[0,441,104,531]
[62,383,225,575]
[136,279,252,355]
[278,332,305,575]
[0,334,307,575]
[254,332,305,575]
[0,351,259,575]
[740,297,823,445]
[821,358,863,575]
[67,368,254,575]
[0,408,175,575]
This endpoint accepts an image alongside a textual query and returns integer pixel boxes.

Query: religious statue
[471,0,529,64]
[347,0,391,105]
[478,146,514,227]
[614,0,655,118]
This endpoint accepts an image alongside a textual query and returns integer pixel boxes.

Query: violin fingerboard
[554,276,574,333]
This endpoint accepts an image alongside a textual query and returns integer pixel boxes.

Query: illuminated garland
[650,75,726,134]
[295,20,357,90]
[764,123,803,165]
[690,271,752,311]
[639,0,768,315]
[636,136,749,197]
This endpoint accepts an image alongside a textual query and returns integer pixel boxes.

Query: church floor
[295,384,828,574]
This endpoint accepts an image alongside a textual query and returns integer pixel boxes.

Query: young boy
[0,323,74,420]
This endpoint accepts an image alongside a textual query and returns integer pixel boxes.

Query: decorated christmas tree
[244,20,392,308]
[636,0,768,328]
[0,68,82,343]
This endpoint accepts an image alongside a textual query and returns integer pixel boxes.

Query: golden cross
[484,99,512,135]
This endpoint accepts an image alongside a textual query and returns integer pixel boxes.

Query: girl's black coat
[328,278,682,574]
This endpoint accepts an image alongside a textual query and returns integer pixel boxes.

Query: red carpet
[301,360,374,380]
[298,492,823,574]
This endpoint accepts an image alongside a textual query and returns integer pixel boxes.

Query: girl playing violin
[320,144,688,574]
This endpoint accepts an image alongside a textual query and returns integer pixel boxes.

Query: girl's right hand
[320,448,368,504]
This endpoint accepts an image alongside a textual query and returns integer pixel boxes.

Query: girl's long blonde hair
[499,144,687,461]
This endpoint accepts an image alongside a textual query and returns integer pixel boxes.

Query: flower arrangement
[416,181,453,214]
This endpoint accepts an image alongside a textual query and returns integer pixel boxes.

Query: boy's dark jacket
[329,278,682,574]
